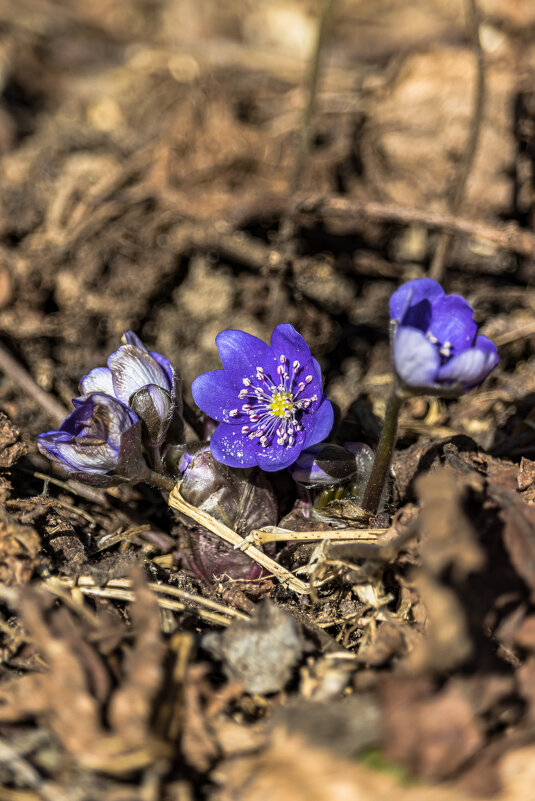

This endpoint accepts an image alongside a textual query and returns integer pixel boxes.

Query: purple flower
[191,324,334,472]
[390,278,499,392]
[79,331,183,447]
[36,393,146,487]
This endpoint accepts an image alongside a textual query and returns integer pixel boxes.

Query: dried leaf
[203,600,307,695]
[0,509,41,586]
[381,677,483,781]
[488,483,535,601]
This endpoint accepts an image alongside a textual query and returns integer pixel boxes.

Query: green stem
[361,390,404,515]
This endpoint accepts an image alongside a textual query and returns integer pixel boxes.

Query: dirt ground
[2,0,535,799]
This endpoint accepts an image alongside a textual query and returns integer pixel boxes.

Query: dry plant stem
[429,0,486,282]
[169,483,311,594]
[0,340,68,425]
[289,0,338,196]
[268,0,338,324]
[244,527,382,548]
[299,196,535,259]
[361,390,403,515]
[48,576,244,626]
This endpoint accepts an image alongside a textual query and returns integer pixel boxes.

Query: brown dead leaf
[415,468,485,580]
[381,677,483,781]
[0,508,41,586]
[0,579,170,773]
[212,729,476,801]
[517,458,535,494]
[108,574,165,747]
[488,483,535,602]
[0,409,26,467]
[404,570,474,673]
[203,600,307,695]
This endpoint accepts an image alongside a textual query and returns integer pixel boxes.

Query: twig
[242,526,382,548]
[429,0,486,282]
[289,0,339,196]
[494,320,535,347]
[267,0,338,325]
[49,575,244,626]
[0,340,67,425]
[169,483,311,594]
[297,196,535,259]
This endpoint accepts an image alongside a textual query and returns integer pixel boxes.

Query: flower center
[269,391,293,417]
[227,355,318,449]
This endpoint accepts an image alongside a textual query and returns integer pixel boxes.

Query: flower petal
[303,396,334,447]
[215,330,277,387]
[149,350,175,390]
[209,423,259,468]
[394,327,440,387]
[270,324,313,366]
[428,295,477,353]
[191,370,243,423]
[79,367,115,397]
[389,278,444,322]
[255,431,306,472]
[437,335,499,389]
[108,345,170,405]
[122,330,147,351]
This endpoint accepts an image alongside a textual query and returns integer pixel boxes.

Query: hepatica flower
[37,393,145,487]
[390,278,498,392]
[80,331,183,447]
[192,324,334,471]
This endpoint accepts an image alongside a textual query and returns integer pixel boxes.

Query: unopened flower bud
[289,443,358,487]
[37,393,146,487]
[178,446,278,583]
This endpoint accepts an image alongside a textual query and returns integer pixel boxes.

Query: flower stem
[145,469,176,494]
[361,390,404,515]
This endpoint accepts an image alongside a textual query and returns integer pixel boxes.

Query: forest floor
[2,1,535,799]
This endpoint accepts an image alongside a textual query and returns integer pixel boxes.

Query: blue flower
[36,393,145,486]
[79,331,183,447]
[390,278,499,391]
[191,324,334,472]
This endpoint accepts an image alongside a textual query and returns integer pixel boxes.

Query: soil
[1,1,535,799]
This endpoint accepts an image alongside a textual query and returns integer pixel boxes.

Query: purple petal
[108,345,170,405]
[437,335,499,389]
[55,440,118,472]
[394,327,440,387]
[270,324,313,366]
[428,295,477,353]
[303,397,334,447]
[216,330,277,387]
[389,278,444,321]
[209,423,259,468]
[149,351,175,390]
[79,367,115,397]
[37,431,117,474]
[191,370,242,423]
[122,331,147,351]
[255,432,306,472]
